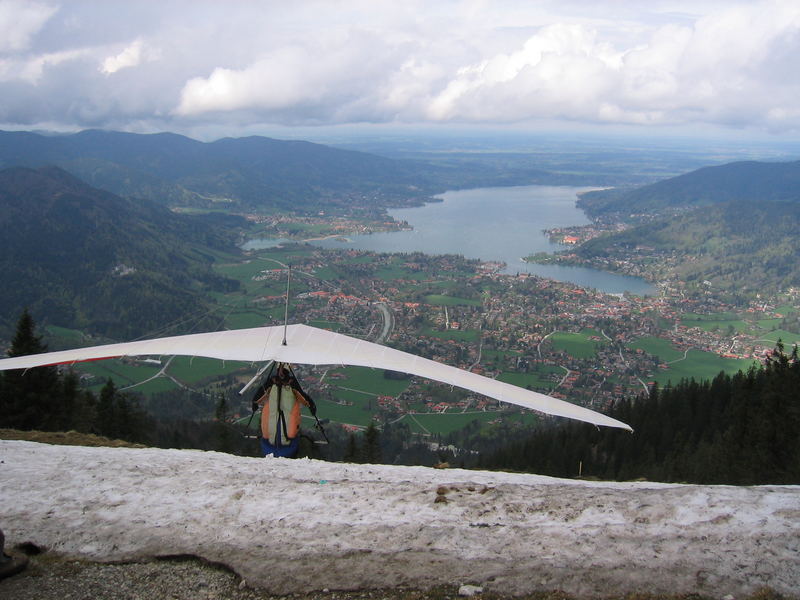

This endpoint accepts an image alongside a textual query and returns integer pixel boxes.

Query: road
[374,301,394,344]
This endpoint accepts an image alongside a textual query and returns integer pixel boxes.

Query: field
[759,329,800,344]
[326,366,412,396]
[678,311,798,340]
[680,317,751,334]
[77,355,251,394]
[627,337,685,362]
[775,304,798,316]
[316,366,413,427]
[652,349,756,387]
[78,360,173,394]
[424,294,482,307]
[497,366,561,390]
[374,264,426,281]
[548,329,604,358]
[45,325,87,346]
[422,326,480,341]
[224,310,272,329]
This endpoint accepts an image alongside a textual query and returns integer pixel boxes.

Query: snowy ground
[1,440,798,598]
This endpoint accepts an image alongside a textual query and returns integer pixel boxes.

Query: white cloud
[0,0,57,53]
[3,0,800,135]
[175,29,412,121]
[426,23,624,122]
[101,39,146,75]
[419,2,800,129]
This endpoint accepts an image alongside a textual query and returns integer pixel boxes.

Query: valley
[51,238,796,440]
[1,130,799,469]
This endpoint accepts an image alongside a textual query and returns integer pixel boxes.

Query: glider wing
[0,324,632,431]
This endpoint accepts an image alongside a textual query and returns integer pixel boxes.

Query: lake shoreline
[246,185,656,296]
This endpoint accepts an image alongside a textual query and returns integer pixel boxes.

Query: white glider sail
[0,324,632,431]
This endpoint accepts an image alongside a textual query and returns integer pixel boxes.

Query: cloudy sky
[1,0,799,140]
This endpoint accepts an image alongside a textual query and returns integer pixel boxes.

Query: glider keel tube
[0,324,632,431]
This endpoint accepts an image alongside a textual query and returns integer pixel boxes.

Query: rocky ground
[0,553,792,600]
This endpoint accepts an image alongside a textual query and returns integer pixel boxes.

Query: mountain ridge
[0,165,242,337]
[578,158,800,218]
[0,129,439,211]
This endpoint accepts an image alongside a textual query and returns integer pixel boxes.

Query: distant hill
[0,130,444,212]
[0,166,243,338]
[578,159,800,218]
[0,129,607,213]
[577,200,800,294]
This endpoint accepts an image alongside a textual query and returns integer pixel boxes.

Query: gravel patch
[1,554,454,600]
[1,554,794,600]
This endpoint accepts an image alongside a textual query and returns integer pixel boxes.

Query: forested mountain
[0,130,443,211]
[0,166,243,338]
[479,346,800,485]
[579,159,800,218]
[0,129,607,213]
[575,200,800,294]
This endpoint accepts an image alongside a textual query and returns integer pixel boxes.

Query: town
[204,239,797,435]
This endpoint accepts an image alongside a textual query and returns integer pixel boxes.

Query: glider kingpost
[0,324,632,431]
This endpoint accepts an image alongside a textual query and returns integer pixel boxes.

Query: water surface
[248,185,656,295]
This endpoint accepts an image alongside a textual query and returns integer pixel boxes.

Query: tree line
[0,310,258,455]
[6,310,797,484]
[477,344,800,485]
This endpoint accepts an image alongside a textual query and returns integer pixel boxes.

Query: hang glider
[0,323,632,431]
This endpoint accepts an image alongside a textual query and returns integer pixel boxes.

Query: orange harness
[258,384,309,446]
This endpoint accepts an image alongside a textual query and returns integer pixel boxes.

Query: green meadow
[652,349,756,387]
[326,366,412,397]
[497,366,561,390]
[549,329,603,358]
[422,327,480,341]
[628,337,685,362]
[759,329,800,344]
[224,310,271,329]
[77,360,173,394]
[45,325,87,345]
[424,294,482,307]
[374,265,427,281]
[316,397,375,427]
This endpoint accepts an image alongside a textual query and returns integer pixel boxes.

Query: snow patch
[1,440,798,597]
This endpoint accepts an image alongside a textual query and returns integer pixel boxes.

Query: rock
[458,584,483,596]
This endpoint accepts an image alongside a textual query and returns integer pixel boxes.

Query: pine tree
[0,310,60,430]
[363,422,382,464]
[343,433,359,463]
[214,393,233,453]
[95,379,118,438]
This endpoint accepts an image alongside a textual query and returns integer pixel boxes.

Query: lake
[245,185,656,296]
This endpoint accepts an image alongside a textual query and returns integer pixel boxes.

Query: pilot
[253,364,316,457]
